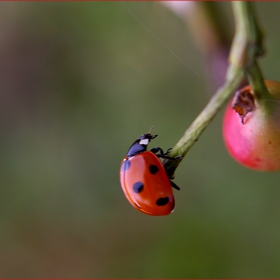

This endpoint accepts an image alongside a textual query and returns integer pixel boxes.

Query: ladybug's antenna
[148,126,157,139]
[148,126,154,134]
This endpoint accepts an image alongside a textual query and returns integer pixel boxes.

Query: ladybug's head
[126,133,158,157]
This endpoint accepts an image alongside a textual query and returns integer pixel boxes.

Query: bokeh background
[1,2,280,278]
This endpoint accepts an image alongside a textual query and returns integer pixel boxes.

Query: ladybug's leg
[150,147,171,158]
[151,147,182,160]
[150,147,177,156]
[170,180,180,191]
[151,147,181,191]
[150,147,164,155]
[165,148,173,154]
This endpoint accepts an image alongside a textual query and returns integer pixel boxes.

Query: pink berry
[223,80,280,171]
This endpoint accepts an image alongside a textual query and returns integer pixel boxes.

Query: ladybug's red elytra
[120,129,181,216]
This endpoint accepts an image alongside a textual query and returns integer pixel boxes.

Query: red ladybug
[120,129,180,216]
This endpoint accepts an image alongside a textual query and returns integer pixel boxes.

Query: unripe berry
[223,80,280,171]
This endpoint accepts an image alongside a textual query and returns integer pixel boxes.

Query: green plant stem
[246,61,271,101]
[232,2,270,101]
[163,1,266,178]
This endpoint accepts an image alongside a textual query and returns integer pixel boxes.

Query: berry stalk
[164,2,266,177]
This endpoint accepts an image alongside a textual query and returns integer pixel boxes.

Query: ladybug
[120,128,181,216]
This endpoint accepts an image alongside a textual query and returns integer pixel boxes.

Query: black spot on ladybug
[149,164,159,174]
[156,197,169,206]
[133,181,144,193]
[121,160,131,171]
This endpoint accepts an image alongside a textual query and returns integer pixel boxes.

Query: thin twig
[163,2,266,178]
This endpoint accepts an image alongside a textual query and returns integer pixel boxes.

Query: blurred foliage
[0,2,280,278]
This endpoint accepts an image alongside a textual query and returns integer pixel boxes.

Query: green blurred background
[1,2,280,278]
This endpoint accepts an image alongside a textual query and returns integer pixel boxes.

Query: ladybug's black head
[126,133,157,157]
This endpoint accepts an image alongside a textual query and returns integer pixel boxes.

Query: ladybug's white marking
[139,139,149,145]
